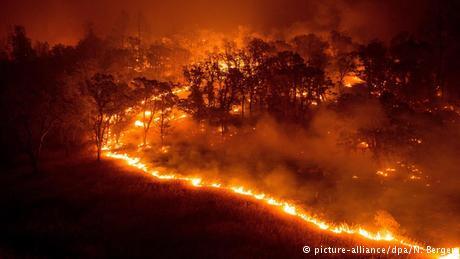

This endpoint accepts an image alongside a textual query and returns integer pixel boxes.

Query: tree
[358,40,389,96]
[291,34,330,69]
[75,24,104,62]
[183,50,239,135]
[214,44,242,135]
[336,52,358,94]
[329,30,355,57]
[264,51,306,118]
[8,26,35,62]
[54,74,91,157]
[132,77,160,146]
[155,82,178,146]
[9,86,59,171]
[388,32,436,102]
[86,73,130,161]
[246,38,273,115]
[146,43,171,79]
[183,64,206,119]
[2,26,65,171]
[110,96,137,147]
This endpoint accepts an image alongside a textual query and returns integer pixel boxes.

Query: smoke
[119,96,460,247]
[0,0,435,45]
[2,0,458,248]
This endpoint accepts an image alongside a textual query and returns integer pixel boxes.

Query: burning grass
[0,156,431,258]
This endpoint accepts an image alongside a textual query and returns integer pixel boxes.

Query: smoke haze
[128,100,460,246]
[1,0,435,45]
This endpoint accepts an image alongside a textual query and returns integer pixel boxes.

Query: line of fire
[0,0,459,258]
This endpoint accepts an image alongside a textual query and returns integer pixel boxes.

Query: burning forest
[1,0,460,258]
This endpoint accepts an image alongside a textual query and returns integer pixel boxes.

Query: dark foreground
[0,157,412,258]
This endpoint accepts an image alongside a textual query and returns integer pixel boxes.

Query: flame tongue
[107,152,460,258]
[104,152,434,250]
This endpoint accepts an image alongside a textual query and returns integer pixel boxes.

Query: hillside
[0,157,417,258]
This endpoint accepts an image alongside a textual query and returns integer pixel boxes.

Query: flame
[436,89,443,98]
[410,175,421,180]
[343,75,365,88]
[191,178,202,187]
[105,151,432,251]
[376,171,389,177]
[101,84,458,258]
[218,61,229,72]
[439,248,459,259]
[231,106,240,113]
[134,120,144,127]
[357,141,369,149]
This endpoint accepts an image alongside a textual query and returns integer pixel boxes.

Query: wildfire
[376,162,429,182]
[409,175,421,180]
[102,84,458,258]
[376,168,395,177]
[133,107,187,129]
[376,171,389,177]
[357,141,369,149]
[218,61,229,72]
[134,120,144,127]
[439,248,459,259]
[343,75,365,88]
[104,151,460,258]
[105,152,426,248]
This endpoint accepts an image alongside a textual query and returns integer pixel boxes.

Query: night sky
[0,0,435,45]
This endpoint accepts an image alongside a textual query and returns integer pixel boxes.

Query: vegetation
[1,24,459,170]
[1,2,460,256]
[0,157,407,258]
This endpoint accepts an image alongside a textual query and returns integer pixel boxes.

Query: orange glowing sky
[0,0,433,45]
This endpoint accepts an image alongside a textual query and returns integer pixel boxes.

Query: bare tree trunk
[143,128,148,146]
[95,114,103,162]
[97,137,101,162]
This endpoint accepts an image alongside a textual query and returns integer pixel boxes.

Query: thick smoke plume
[123,99,460,246]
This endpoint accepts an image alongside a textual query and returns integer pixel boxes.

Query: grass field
[0,157,417,258]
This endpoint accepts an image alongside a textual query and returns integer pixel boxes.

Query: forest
[1,0,460,257]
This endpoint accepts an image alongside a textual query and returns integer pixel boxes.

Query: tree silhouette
[86,73,130,161]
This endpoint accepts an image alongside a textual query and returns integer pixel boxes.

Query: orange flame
[105,152,430,249]
[102,83,459,258]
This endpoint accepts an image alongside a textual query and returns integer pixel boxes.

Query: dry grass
[0,157,417,258]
